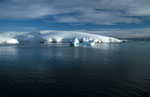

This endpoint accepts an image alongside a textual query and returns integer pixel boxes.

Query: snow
[70,38,95,46]
[0,30,123,45]
[7,39,19,44]
[0,38,19,44]
[0,33,19,44]
[41,30,123,46]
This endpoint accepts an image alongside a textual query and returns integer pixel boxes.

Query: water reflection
[0,43,150,97]
[0,45,18,61]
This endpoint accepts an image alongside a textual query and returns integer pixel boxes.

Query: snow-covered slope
[0,30,123,45]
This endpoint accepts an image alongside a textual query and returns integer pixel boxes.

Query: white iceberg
[70,38,95,46]
[41,30,123,46]
[0,30,123,45]
[0,38,19,44]
[6,39,19,44]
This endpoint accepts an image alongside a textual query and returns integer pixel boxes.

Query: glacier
[0,30,123,46]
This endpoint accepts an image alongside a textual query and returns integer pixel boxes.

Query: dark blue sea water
[0,42,150,97]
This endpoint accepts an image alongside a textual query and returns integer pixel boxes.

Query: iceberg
[41,30,123,46]
[6,39,19,44]
[0,32,19,44]
[0,30,123,45]
[0,38,19,44]
[70,38,95,46]
[0,37,19,44]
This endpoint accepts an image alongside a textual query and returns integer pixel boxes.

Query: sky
[1,0,150,39]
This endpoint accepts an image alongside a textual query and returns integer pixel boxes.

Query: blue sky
[1,19,150,32]
[1,0,150,38]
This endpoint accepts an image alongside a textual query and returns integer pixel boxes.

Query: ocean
[0,42,150,97]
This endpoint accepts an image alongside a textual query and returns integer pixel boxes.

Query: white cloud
[85,28,150,39]
[0,0,150,25]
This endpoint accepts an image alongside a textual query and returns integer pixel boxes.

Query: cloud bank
[0,0,150,25]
